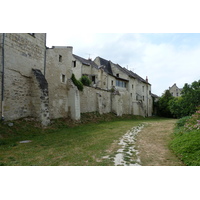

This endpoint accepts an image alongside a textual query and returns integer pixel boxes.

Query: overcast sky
[46,33,200,96]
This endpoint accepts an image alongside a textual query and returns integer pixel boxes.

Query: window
[62,74,66,83]
[73,61,76,67]
[92,76,96,84]
[59,55,62,62]
[116,80,126,88]
[111,80,114,86]
[132,84,133,89]
[143,96,144,101]
[142,86,144,92]
[116,73,119,77]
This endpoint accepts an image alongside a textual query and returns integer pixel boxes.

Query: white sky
[1,1,200,197]
[2,1,200,97]
[46,33,200,96]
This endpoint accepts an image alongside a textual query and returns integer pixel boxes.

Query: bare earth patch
[136,119,184,166]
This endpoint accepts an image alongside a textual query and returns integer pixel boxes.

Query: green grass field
[0,114,149,166]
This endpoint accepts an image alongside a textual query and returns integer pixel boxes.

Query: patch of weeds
[124,155,131,162]
[8,156,16,161]
[0,162,5,166]
[130,160,137,164]
[0,140,7,146]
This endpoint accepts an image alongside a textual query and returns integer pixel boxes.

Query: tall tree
[157,90,174,117]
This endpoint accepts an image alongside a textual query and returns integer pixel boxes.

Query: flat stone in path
[19,140,32,144]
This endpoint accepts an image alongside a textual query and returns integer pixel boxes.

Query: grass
[169,111,200,166]
[1,113,154,166]
[170,128,200,166]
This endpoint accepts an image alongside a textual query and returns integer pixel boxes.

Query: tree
[169,97,184,118]
[180,80,200,116]
[157,90,174,117]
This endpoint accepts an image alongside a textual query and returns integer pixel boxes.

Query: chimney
[146,76,148,83]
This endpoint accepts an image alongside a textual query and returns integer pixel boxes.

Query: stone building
[0,33,50,126]
[169,83,182,97]
[1,33,154,125]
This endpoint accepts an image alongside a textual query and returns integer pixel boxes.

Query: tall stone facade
[45,46,80,120]
[0,33,49,125]
[0,33,154,126]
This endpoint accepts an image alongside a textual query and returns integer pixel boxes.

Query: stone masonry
[0,33,154,126]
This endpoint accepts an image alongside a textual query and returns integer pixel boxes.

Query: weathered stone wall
[0,33,46,121]
[31,69,50,126]
[80,86,111,114]
[112,94,123,116]
[3,69,32,120]
[72,56,82,79]
[0,34,3,116]
[67,80,80,120]
[46,46,76,119]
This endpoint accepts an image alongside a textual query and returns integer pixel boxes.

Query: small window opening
[92,76,96,84]
[59,55,62,62]
[111,80,114,86]
[73,61,76,67]
[116,73,119,77]
[62,74,66,83]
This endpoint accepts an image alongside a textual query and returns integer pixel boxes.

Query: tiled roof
[122,67,150,85]
[73,54,99,69]
[97,57,113,75]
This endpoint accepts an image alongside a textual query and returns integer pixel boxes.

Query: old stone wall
[0,33,46,121]
[72,57,82,79]
[80,86,111,114]
[0,34,3,116]
[31,69,50,126]
[46,46,74,119]
[67,80,80,120]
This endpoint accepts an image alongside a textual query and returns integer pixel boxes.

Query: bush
[176,116,191,128]
[184,109,200,131]
[80,75,92,86]
[170,108,200,166]
[71,74,83,91]
[170,130,200,166]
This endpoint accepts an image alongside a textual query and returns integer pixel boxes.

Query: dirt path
[136,119,184,166]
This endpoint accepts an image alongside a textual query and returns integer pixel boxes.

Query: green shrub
[80,75,92,86]
[170,129,200,166]
[71,74,83,91]
[184,109,200,131]
[176,116,191,128]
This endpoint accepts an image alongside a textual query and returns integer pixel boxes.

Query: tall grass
[170,110,200,166]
